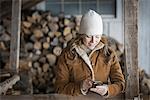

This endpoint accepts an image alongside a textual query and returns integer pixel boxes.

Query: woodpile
[21,10,80,94]
[0,10,80,94]
[139,69,150,95]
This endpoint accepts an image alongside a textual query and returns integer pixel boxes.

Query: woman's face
[83,35,101,50]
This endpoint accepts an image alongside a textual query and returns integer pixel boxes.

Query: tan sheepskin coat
[55,37,125,97]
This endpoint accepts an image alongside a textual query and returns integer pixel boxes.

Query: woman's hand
[81,78,93,92]
[90,85,108,96]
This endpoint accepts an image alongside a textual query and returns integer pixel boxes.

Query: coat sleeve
[55,49,82,96]
[107,51,125,97]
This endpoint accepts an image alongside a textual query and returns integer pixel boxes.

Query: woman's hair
[67,34,86,50]
[64,34,86,60]
[67,34,112,63]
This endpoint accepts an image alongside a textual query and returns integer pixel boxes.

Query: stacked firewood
[21,11,80,94]
[0,10,80,94]
[139,69,150,95]
[0,21,11,69]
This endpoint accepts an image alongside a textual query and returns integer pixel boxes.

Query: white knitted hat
[79,10,103,36]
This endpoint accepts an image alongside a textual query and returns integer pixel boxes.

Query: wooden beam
[10,0,22,73]
[0,75,20,95]
[124,0,139,99]
[0,0,46,19]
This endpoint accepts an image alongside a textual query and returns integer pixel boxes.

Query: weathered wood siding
[99,0,150,75]
[138,0,150,74]
[10,0,21,73]
[124,0,139,98]
[103,0,124,45]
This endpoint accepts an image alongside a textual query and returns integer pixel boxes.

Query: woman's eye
[87,36,92,38]
[96,36,101,38]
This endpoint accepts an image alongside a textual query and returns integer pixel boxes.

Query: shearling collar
[80,41,104,56]
[73,41,104,81]
[89,41,104,58]
[80,44,91,55]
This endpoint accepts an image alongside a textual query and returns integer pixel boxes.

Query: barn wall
[103,0,150,74]
[138,0,150,74]
[103,0,124,45]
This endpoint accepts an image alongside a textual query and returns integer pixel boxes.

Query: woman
[55,10,125,98]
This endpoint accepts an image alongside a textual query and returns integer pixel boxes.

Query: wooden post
[10,0,22,73]
[124,0,139,99]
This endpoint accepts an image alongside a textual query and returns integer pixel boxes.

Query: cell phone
[92,80,103,88]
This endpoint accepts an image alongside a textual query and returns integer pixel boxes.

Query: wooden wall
[103,0,124,45]
[103,0,150,74]
[138,0,150,74]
